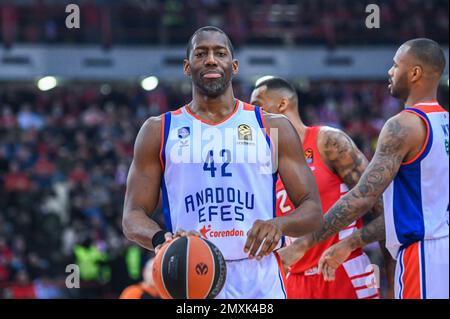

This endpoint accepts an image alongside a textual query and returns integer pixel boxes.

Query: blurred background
[0,0,448,299]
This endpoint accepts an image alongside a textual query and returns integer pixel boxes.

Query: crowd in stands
[2,80,447,298]
[1,0,448,48]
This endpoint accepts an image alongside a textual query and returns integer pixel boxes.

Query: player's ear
[278,98,289,113]
[183,59,191,76]
[232,59,239,76]
[411,65,423,83]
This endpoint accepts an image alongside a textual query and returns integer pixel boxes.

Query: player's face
[250,86,281,114]
[184,31,238,98]
[388,46,410,100]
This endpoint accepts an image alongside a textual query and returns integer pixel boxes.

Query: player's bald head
[186,26,235,59]
[401,38,446,76]
[251,76,299,115]
[255,77,298,102]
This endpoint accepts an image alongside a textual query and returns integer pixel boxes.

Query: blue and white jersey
[159,100,284,260]
[383,101,449,259]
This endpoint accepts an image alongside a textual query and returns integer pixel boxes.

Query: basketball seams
[204,239,227,299]
[201,238,216,299]
[186,236,190,299]
[156,236,226,299]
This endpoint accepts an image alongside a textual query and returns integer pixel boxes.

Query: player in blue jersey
[122,26,323,298]
[279,38,449,299]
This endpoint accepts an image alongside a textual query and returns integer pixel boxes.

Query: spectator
[17,104,45,131]
[4,162,31,193]
[0,1,448,47]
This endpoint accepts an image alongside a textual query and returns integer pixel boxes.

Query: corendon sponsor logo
[199,224,245,239]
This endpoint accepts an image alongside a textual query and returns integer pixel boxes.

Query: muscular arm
[316,213,386,281]
[278,127,386,266]
[244,113,323,259]
[310,112,426,244]
[316,128,396,294]
[266,113,323,237]
[320,127,385,233]
[336,213,386,250]
[122,116,164,251]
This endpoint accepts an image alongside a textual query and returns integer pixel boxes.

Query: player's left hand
[318,240,353,281]
[244,219,282,260]
[155,230,201,254]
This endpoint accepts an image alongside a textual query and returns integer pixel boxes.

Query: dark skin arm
[122,116,165,251]
[317,214,385,280]
[317,212,395,294]
[312,112,425,243]
[244,112,323,260]
[318,212,395,298]
[278,127,385,268]
[319,127,385,224]
[319,127,395,293]
[279,112,426,268]
[317,128,395,294]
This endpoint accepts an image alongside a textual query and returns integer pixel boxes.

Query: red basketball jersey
[276,126,363,273]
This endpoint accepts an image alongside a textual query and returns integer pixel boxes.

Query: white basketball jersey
[160,100,284,260]
[383,101,449,259]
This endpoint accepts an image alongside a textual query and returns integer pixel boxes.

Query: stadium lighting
[37,76,58,91]
[255,75,275,87]
[141,76,159,91]
[100,84,111,95]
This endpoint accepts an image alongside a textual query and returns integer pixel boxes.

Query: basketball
[152,235,227,299]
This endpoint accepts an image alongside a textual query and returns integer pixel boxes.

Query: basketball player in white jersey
[122,26,323,299]
[279,38,449,299]
[250,77,393,299]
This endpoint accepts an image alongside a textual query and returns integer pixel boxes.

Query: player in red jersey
[251,77,393,299]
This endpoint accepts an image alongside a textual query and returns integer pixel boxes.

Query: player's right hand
[244,219,282,260]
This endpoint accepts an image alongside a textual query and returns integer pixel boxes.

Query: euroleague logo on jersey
[305,148,314,164]
[238,124,253,141]
[199,224,245,239]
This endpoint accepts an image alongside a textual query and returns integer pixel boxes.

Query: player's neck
[404,88,438,108]
[286,113,307,143]
[189,87,237,120]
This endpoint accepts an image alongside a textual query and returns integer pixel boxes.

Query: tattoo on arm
[345,214,386,250]
[361,214,385,244]
[364,197,384,224]
[322,129,366,188]
[312,118,408,244]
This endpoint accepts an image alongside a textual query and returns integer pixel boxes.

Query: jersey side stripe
[161,112,173,231]
[254,106,271,147]
[402,108,433,165]
[392,161,425,246]
[420,240,427,299]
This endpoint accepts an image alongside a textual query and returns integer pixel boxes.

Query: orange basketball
[152,235,227,299]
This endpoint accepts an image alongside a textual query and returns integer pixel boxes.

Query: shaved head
[402,38,446,76]
[186,26,234,59]
[254,77,298,101]
[251,76,299,115]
